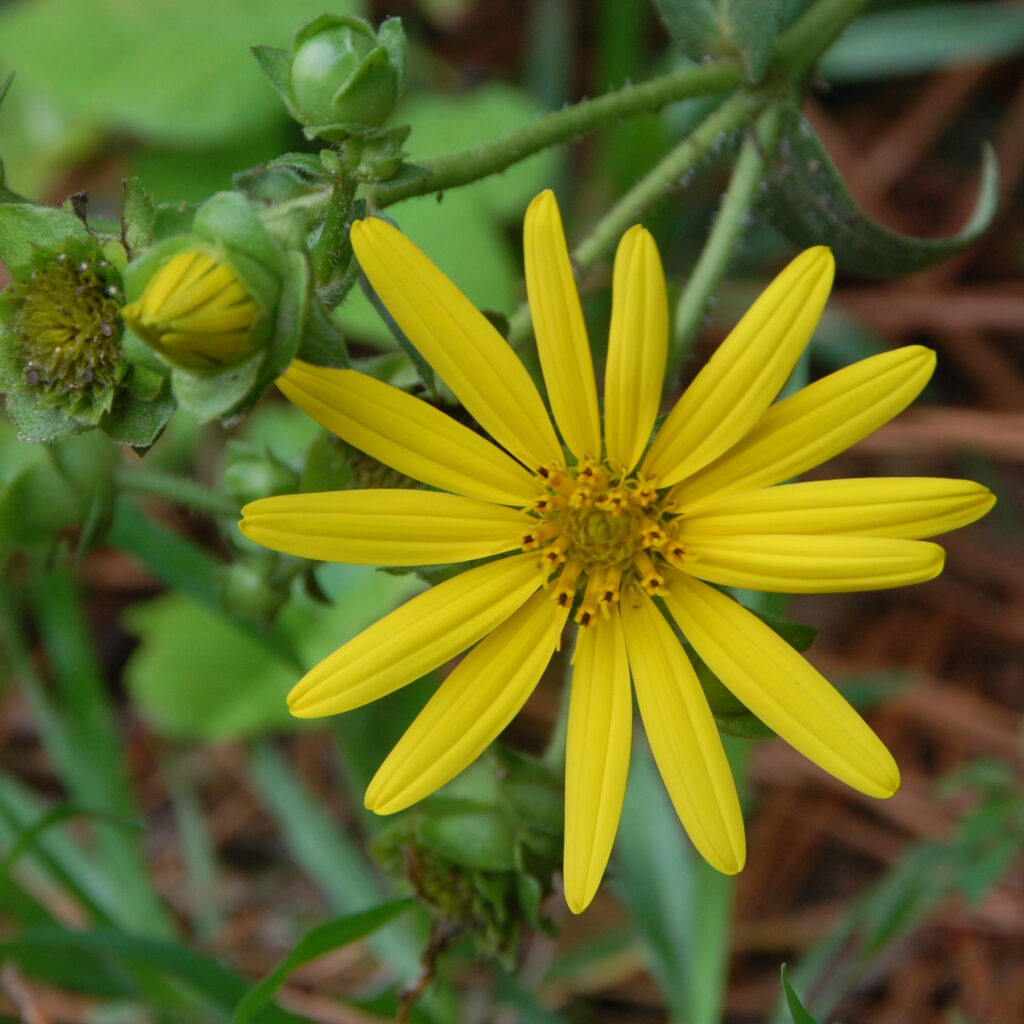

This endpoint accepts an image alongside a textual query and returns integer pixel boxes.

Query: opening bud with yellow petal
[0,201,173,447]
[123,249,262,369]
[121,191,346,423]
[253,14,406,144]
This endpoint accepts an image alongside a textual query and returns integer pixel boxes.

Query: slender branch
[114,465,239,519]
[573,90,767,270]
[366,58,747,207]
[771,0,872,81]
[673,104,783,352]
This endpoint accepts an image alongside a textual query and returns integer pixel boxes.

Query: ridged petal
[524,191,601,460]
[619,589,745,874]
[604,225,669,473]
[675,346,936,508]
[240,490,530,566]
[351,218,563,470]
[279,361,541,506]
[679,477,996,539]
[642,247,835,487]
[288,553,545,718]
[563,609,632,914]
[663,572,900,797]
[678,534,944,592]
[365,590,569,813]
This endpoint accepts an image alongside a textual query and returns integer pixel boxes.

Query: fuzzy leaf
[654,0,785,80]
[764,106,998,277]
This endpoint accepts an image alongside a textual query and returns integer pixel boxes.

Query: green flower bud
[122,249,261,369]
[215,556,288,626]
[223,440,299,506]
[254,15,406,143]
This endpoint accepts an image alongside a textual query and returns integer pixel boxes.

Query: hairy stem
[367,58,747,207]
[673,104,783,353]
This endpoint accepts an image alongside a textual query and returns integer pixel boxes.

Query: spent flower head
[0,202,158,443]
[241,190,995,913]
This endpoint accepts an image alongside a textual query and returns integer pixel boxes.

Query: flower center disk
[520,458,682,627]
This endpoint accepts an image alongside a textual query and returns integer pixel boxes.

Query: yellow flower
[240,190,994,913]
[122,249,261,368]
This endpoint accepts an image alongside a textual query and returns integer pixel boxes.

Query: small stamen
[553,557,585,607]
[575,570,608,628]
[632,551,666,596]
[521,518,563,551]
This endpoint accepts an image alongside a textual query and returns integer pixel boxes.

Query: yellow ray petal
[678,533,944,592]
[678,477,996,539]
[563,609,632,914]
[663,572,899,797]
[619,589,745,874]
[279,361,541,506]
[643,247,834,487]
[365,590,569,813]
[524,191,601,461]
[604,225,668,473]
[241,489,531,566]
[675,346,936,508]
[288,553,545,718]
[351,218,563,470]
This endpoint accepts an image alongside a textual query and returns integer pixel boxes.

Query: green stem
[673,104,783,353]
[313,176,358,284]
[366,58,746,207]
[772,0,872,81]
[573,90,767,270]
[114,466,239,519]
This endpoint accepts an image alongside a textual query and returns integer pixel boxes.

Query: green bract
[253,14,406,143]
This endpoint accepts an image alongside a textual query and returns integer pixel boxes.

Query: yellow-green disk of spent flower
[9,251,124,397]
[122,249,262,369]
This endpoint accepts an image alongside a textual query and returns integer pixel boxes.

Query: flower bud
[122,249,261,369]
[254,15,406,143]
[223,440,300,506]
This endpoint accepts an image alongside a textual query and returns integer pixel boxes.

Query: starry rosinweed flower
[121,249,261,369]
[240,190,995,913]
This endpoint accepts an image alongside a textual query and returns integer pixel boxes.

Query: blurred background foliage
[1,1,1023,1022]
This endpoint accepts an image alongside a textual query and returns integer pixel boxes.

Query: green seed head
[9,252,125,396]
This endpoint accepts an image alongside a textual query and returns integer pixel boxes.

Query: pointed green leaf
[764,106,998,276]
[781,965,822,1024]
[232,900,415,1024]
[654,0,785,80]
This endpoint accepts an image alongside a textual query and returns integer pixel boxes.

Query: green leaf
[820,3,1024,83]
[1,929,308,1022]
[654,0,785,80]
[122,562,420,741]
[232,900,415,1024]
[781,965,822,1024]
[764,106,999,277]
[0,202,92,274]
[0,0,365,145]
[122,592,301,741]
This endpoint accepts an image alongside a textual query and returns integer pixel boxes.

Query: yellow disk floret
[522,457,678,626]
